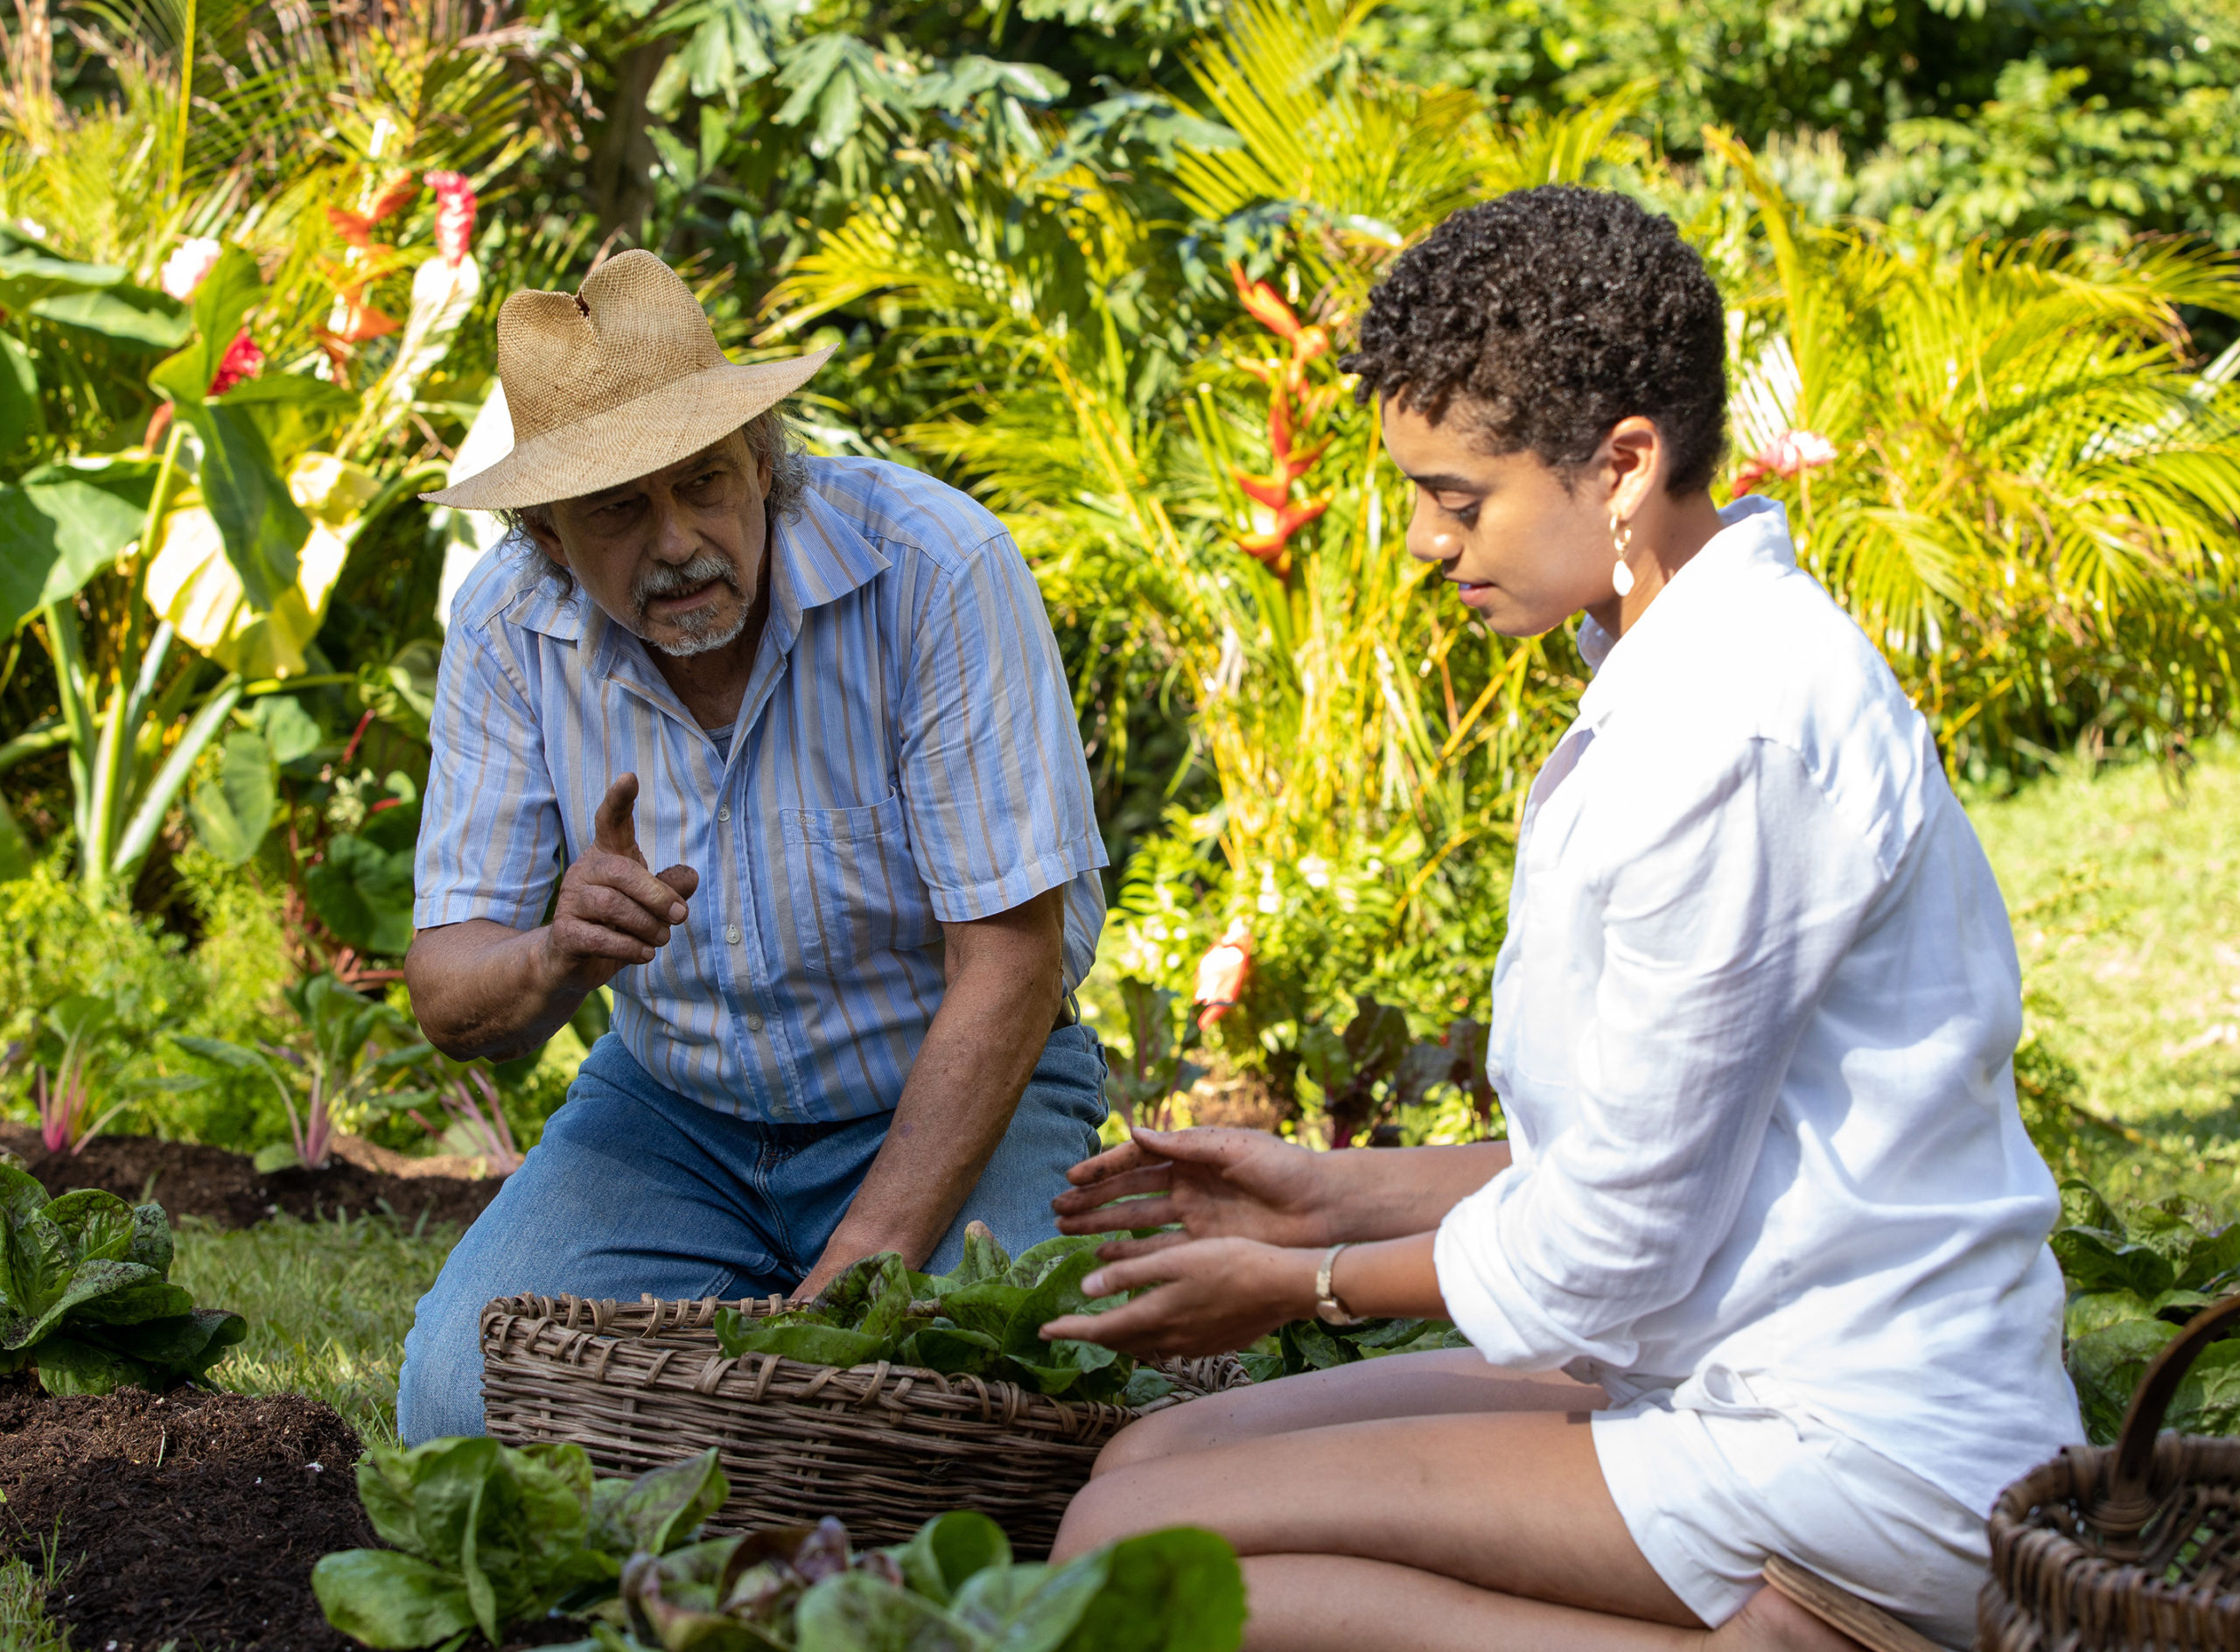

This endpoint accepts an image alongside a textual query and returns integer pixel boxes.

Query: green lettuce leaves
[572,1507,1244,1652]
[2054,1179,2240,1443]
[0,1168,244,1395]
[313,1441,728,1649]
[711,1231,1140,1403]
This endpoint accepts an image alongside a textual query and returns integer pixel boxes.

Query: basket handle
[2098,1292,2240,1534]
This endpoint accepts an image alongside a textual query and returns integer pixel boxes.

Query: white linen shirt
[1432,496,2083,1518]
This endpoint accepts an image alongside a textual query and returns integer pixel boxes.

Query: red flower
[1730,429,1838,500]
[1191,919,1255,1032]
[206,329,264,396]
[1230,262,1303,343]
[426,171,477,267]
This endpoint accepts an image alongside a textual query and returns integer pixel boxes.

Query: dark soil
[0,1385,372,1652]
[0,1384,597,1651]
[3,1127,501,1230]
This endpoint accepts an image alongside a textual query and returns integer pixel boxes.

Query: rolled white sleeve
[1435,738,1888,1373]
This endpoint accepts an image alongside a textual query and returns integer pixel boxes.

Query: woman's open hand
[1040,1236,1318,1359]
[1052,1127,1336,1254]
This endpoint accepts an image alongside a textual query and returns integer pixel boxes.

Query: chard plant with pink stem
[396,1068,522,1176]
[174,972,435,1172]
[32,995,131,1156]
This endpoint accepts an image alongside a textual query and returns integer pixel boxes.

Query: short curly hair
[1344,186,1728,495]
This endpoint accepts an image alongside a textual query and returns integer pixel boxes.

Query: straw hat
[422,250,834,511]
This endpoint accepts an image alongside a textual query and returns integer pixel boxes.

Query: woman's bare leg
[1101,1349,1601,1476]
[1236,1557,1861,1652]
[1059,1407,1862,1652]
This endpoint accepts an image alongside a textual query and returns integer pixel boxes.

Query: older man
[396,251,1108,1441]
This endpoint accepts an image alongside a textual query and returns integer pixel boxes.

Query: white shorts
[1591,1368,1989,1651]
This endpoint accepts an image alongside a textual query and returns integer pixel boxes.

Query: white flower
[161,237,222,301]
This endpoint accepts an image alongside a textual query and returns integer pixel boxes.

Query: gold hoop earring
[1610,514,1635,598]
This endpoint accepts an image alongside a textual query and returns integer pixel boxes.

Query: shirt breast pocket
[779,791,939,976]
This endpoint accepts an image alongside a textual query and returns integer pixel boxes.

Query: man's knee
[396,1278,489,1443]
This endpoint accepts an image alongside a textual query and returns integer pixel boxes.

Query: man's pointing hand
[540,774,703,991]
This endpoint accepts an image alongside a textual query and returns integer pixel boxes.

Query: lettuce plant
[578,1507,1245,1652]
[2053,1180,2240,1443]
[0,1168,245,1394]
[713,1228,1167,1404]
[312,1440,729,1651]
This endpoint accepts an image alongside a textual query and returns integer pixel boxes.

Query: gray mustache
[633,554,736,609]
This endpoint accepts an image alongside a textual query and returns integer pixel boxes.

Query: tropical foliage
[0,0,2235,1155]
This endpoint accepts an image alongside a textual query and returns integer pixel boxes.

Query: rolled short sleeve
[413,620,564,931]
[896,536,1107,922]
[1434,738,1886,1373]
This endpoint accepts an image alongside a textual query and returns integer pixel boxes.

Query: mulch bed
[4,1127,501,1230]
[0,1386,372,1652]
[0,1384,596,1651]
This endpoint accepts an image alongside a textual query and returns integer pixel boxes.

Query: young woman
[1038,187,2082,1652]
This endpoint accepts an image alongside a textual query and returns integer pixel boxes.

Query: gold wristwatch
[1314,1242,1363,1326]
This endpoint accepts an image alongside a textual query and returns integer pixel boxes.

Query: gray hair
[499,408,808,594]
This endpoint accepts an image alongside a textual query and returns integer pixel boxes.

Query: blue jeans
[396,1026,1107,1443]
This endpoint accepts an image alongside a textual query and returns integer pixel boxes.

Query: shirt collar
[1573,494,1796,731]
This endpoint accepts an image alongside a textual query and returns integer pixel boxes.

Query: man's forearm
[405,920,586,1061]
[810,953,1061,1278]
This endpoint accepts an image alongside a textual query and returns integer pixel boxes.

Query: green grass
[1970,732,2240,1208]
[168,1211,462,1446]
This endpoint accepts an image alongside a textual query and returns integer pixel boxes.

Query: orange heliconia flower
[1192,919,1255,1032]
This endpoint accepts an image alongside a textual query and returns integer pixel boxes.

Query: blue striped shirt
[414,457,1108,1122]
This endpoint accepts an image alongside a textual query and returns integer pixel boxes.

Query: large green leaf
[216,372,361,469]
[306,830,417,955]
[2051,1227,2176,1298]
[149,246,264,405]
[189,730,276,864]
[100,1306,247,1377]
[2068,1316,2180,1444]
[892,1510,1011,1608]
[896,1325,1002,1376]
[31,286,191,351]
[173,399,307,611]
[1056,1527,1245,1652]
[588,1446,727,1558]
[127,1203,175,1277]
[43,1188,136,1264]
[716,1319,886,1368]
[0,332,42,460]
[950,1558,1102,1652]
[254,693,325,764]
[0,244,124,300]
[0,477,150,632]
[4,1258,175,1348]
[31,1333,158,1396]
[794,1570,990,1652]
[312,1548,480,1650]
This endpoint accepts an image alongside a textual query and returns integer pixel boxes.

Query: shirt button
[718,805,731,822]
[746,1012,765,1032]
[725,924,742,945]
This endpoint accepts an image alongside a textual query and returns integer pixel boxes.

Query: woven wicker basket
[1981,1295,2240,1651]
[480,1292,1250,1556]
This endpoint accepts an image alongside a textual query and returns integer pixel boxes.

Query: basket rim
[479,1291,1237,1421]
[1987,1435,2240,1617]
